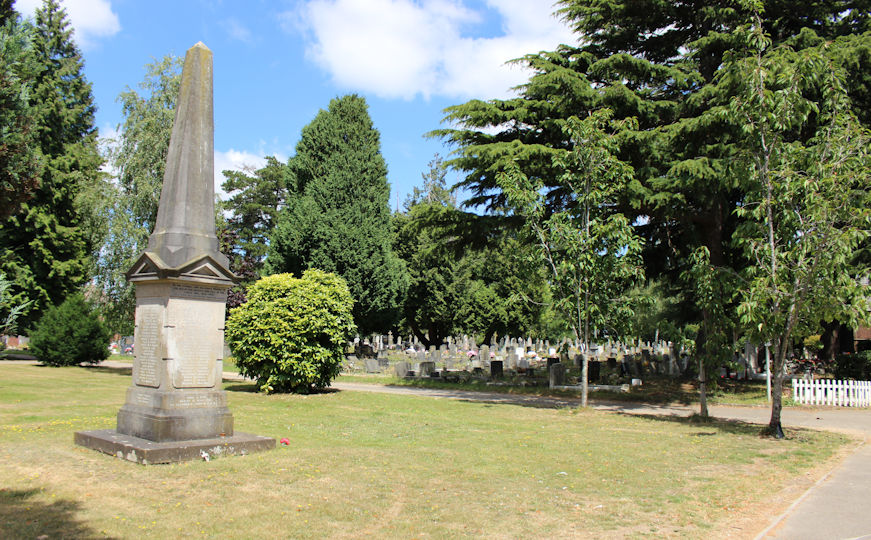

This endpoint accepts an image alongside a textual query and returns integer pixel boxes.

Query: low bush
[29,294,111,366]
[834,351,871,380]
[225,270,356,393]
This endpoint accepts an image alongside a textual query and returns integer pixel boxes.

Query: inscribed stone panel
[133,303,163,388]
[168,297,223,389]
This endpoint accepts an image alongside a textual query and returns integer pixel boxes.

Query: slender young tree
[497,110,643,406]
[683,247,737,418]
[730,7,871,437]
[266,95,407,333]
[0,0,102,329]
[0,272,30,335]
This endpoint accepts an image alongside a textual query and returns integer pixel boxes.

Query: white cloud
[97,123,120,175]
[221,18,253,44]
[14,0,120,49]
[288,0,577,100]
[214,149,269,200]
[96,141,269,200]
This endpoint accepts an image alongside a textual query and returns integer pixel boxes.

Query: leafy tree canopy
[433,0,871,342]
[92,54,182,333]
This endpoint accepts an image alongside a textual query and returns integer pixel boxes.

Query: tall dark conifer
[0,0,14,26]
[266,95,407,333]
[0,0,102,329]
[0,6,42,221]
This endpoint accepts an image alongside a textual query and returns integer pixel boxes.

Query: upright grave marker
[75,43,274,464]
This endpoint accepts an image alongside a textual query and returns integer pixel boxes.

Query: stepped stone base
[75,429,275,465]
[116,399,234,442]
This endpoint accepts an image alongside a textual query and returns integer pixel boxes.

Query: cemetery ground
[338,372,779,407]
[104,353,784,407]
[0,363,858,539]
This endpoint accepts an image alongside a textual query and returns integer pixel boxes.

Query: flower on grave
[280,438,290,446]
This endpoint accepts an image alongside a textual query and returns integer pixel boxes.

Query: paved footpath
[13,359,870,539]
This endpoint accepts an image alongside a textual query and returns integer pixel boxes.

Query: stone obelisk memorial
[76,42,274,464]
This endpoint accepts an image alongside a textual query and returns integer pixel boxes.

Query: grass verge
[0,364,849,539]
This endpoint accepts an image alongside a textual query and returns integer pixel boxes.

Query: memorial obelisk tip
[146,41,228,270]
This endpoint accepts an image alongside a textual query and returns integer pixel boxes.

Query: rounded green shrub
[225,269,356,394]
[30,293,112,366]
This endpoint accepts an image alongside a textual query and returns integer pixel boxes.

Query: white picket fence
[792,379,871,407]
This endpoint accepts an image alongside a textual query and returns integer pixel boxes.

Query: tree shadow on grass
[224,383,340,395]
[616,411,818,439]
[80,365,132,377]
[0,488,111,539]
[225,383,259,393]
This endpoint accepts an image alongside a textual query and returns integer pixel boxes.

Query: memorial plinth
[115,272,234,443]
[75,42,274,464]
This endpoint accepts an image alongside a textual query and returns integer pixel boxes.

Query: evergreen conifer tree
[221,156,289,265]
[0,0,102,329]
[266,95,407,334]
[0,7,42,220]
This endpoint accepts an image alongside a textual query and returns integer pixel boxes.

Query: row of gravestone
[349,347,689,381]
[385,356,613,383]
[353,337,689,375]
[352,332,680,357]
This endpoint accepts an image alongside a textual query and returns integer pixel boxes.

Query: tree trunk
[820,320,840,364]
[483,328,496,347]
[695,324,710,419]
[408,320,433,349]
[699,358,709,419]
[581,354,589,407]
[705,200,726,267]
[768,345,785,439]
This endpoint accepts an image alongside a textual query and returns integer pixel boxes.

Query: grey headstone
[365,359,380,373]
[395,361,410,378]
[418,361,435,377]
[549,362,566,388]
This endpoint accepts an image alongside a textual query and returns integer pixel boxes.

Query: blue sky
[14,0,577,206]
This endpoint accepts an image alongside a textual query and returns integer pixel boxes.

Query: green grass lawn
[0,364,849,538]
